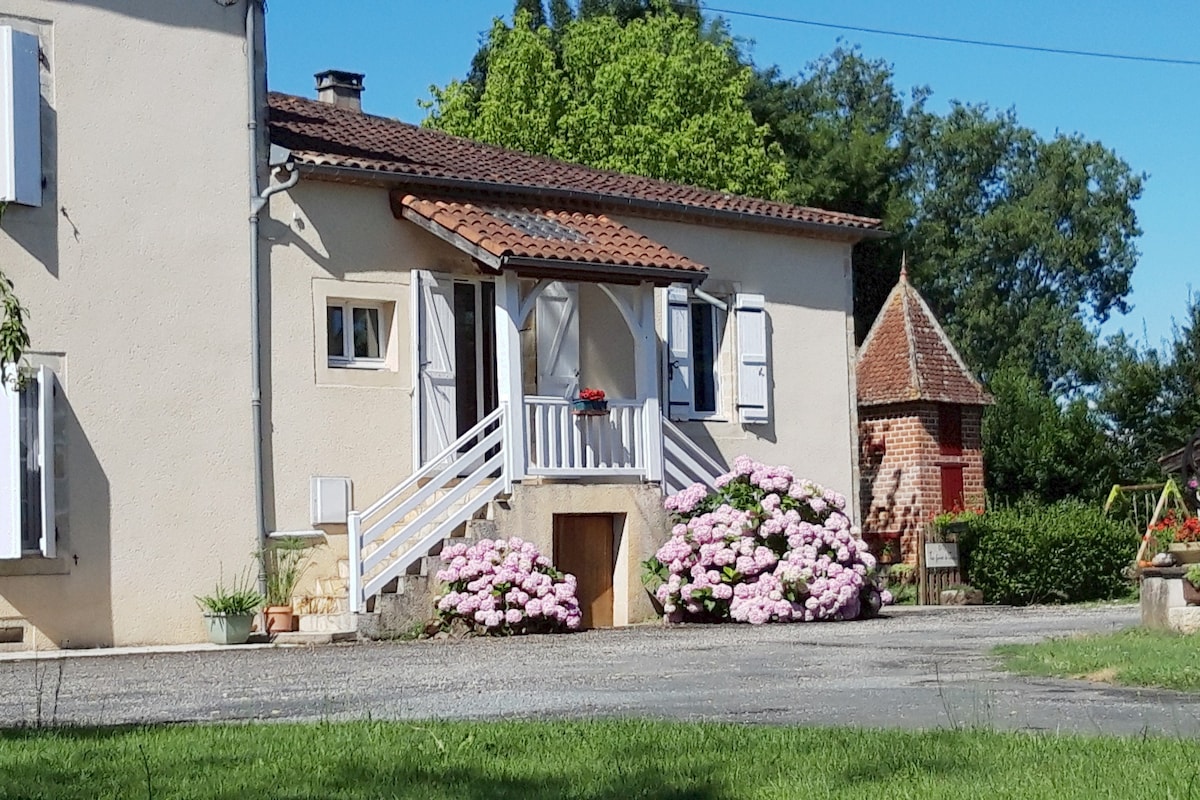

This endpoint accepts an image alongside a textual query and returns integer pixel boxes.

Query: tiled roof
[394,194,706,275]
[857,269,992,407]
[268,92,884,237]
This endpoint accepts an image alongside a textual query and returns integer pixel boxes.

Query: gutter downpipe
[246,0,299,597]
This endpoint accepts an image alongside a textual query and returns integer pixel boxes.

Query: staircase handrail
[348,404,508,614]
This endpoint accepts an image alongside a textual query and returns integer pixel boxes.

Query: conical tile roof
[857,263,992,407]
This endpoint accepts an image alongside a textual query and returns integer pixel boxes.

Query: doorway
[417,272,497,466]
[553,514,616,629]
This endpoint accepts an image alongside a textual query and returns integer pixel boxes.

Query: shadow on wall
[1,389,112,648]
[44,0,244,33]
[859,418,923,553]
[5,101,58,278]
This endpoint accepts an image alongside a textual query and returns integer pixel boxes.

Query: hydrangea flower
[655,458,892,624]
[434,537,582,634]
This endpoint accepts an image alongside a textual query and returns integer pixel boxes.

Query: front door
[553,514,615,629]
[417,272,497,466]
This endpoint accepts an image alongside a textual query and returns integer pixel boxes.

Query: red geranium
[579,388,606,401]
[1151,510,1200,543]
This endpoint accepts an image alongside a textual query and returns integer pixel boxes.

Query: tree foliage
[424,3,785,199]
[982,366,1117,504]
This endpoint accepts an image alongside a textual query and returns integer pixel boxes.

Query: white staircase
[347,405,511,616]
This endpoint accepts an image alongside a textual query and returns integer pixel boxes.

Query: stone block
[1141,577,1185,629]
[1168,606,1200,635]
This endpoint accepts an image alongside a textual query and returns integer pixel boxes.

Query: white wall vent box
[0,27,40,207]
[310,476,351,525]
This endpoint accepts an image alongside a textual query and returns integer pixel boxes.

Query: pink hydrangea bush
[434,537,583,634]
[650,456,892,624]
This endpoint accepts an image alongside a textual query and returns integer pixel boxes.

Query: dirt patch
[1082,667,1119,683]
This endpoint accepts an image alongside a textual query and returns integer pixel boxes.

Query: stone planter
[1169,543,1200,564]
[203,613,255,645]
[940,588,983,606]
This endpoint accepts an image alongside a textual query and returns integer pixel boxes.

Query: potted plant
[572,387,608,415]
[259,536,314,634]
[1183,564,1200,606]
[196,570,263,645]
[1158,511,1200,563]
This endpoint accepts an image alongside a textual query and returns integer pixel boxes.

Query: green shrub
[955,500,1135,605]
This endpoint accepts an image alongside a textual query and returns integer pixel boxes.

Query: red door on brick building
[940,465,964,512]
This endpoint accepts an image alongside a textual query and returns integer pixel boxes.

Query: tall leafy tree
[425,7,785,199]
[983,366,1118,504]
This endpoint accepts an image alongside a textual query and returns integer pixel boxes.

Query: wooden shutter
[734,293,769,424]
[535,281,579,398]
[36,365,54,558]
[940,465,965,512]
[417,271,457,465]
[666,286,692,421]
[0,366,18,558]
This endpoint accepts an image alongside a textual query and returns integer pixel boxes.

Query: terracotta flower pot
[264,605,294,634]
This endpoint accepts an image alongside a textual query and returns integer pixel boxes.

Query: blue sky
[266,1,1197,351]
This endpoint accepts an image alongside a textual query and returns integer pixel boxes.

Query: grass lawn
[996,627,1200,692]
[4,720,1200,799]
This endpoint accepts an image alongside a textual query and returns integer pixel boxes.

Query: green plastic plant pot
[204,613,255,645]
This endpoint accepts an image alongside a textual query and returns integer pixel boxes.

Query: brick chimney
[315,70,364,112]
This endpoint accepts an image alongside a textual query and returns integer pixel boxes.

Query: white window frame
[327,300,388,370]
[1,364,55,560]
[688,299,727,421]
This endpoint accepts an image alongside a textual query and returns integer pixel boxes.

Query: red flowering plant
[578,388,606,402]
[1150,510,1200,544]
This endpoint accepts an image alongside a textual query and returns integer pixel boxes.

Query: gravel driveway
[1,604,1194,735]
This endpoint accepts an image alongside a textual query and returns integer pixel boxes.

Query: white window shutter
[36,365,55,558]
[0,366,20,558]
[417,271,457,465]
[535,281,579,398]
[735,293,770,424]
[666,286,693,421]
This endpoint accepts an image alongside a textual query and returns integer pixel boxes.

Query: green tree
[748,49,1143,390]
[904,104,1142,391]
[983,366,1118,504]
[425,7,785,199]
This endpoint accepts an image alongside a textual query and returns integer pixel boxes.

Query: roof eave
[295,161,889,243]
[503,256,704,287]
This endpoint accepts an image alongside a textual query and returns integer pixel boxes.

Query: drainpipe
[244,0,299,597]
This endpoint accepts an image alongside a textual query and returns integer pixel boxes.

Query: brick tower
[856,262,993,565]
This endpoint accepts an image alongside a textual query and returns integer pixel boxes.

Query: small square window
[327,301,386,368]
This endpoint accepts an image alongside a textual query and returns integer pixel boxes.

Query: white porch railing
[524,396,649,477]
[347,404,508,614]
[662,416,728,495]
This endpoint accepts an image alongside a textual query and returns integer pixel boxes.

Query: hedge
[952,500,1136,605]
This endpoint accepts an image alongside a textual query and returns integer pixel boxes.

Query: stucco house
[0,1,883,648]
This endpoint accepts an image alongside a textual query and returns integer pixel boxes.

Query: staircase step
[297,612,356,634]
[293,594,349,614]
[314,577,349,595]
[272,630,357,645]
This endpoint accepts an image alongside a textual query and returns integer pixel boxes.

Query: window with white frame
[1,365,56,560]
[327,301,386,368]
[689,300,725,416]
[667,287,770,424]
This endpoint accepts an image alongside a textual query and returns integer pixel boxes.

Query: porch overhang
[391,191,708,286]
